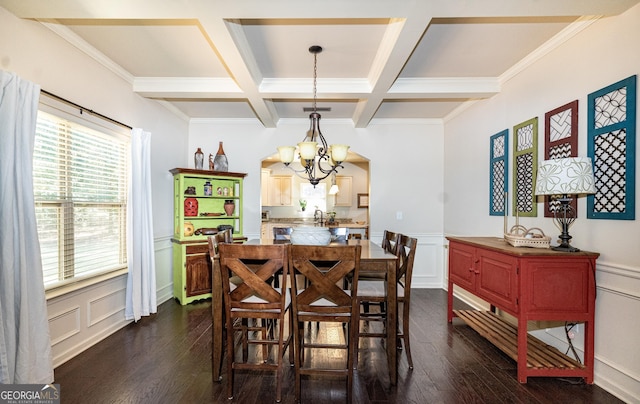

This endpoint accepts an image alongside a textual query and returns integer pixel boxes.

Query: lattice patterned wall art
[587,75,636,220]
[489,130,509,216]
[544,100,579,217]
[513,117,538,217]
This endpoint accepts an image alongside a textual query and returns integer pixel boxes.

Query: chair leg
[276,315,287,403]
[402,301,413,369]
[298,322,305,363]
[288,310,295,366]
[262,319,269,362]
[226,319,235,400]
[353,303,360,369]
[241,319,249,362]
[293,320,302,402]
[347,319,356,404]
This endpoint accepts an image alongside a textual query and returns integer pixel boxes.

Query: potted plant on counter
[299,199,307,211]
[327,211,337,224]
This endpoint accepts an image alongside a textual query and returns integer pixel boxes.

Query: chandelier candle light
[534,157,596,252]
[277,45,349,187]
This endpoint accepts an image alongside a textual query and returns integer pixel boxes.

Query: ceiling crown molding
[40,20,134,85]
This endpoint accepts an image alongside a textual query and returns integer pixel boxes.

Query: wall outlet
[396,211,403,220]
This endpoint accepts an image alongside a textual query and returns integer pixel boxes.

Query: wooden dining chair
[289,244,361,403]
[207,229,234,383]
[381,229,400,256]
[357,230,400,315]
[272,226,293,240]
[356,234,417,369]
[218,243,293,403]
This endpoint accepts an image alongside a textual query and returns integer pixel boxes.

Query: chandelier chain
[313,51,318,112]
[276,45,349,187]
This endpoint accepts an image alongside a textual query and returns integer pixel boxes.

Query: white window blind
[33,110,128,288]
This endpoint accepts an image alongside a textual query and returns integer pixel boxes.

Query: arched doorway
[259,151,370,237]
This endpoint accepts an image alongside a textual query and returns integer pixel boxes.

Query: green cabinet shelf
[170,168,246,304]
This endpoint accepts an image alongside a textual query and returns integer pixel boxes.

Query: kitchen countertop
[264,218,368,228]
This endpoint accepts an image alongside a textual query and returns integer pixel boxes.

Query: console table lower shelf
[454,310,584,373]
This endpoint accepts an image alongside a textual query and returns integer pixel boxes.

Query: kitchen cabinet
[447,236,598,383]
[334,176,352,206]
[170,168,246,304]
[268,175,293,206]
[261,169,271,205]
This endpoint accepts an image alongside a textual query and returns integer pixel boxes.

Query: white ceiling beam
[196,16,279,127]
[352,13,432,127]
[133,77,244,98]
[259,78,371,98]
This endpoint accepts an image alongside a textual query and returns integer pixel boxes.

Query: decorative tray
[504,225,551,249]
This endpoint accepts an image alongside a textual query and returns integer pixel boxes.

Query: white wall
[1,6,187,367]
[443,4,640,402]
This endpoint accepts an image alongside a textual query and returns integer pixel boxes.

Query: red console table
[446,236,599,383]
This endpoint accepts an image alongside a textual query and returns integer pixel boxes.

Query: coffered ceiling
[2,0,639,127]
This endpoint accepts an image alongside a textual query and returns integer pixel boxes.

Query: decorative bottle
[213,142,229,172]
[194,148,204,170]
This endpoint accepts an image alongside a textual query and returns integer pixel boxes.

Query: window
[300,182,326,213]
[33,108,129,289]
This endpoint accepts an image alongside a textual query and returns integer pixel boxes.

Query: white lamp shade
[277,146,296,163]
[298,141,318,160]
[330,144,349,162]
[535,157,596,196]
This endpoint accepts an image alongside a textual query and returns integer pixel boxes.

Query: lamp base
[552,244,581,252]
[552,195,581,252]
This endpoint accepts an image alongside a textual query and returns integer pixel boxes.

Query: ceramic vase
[224,199,235,216]
[213,142,229,172]
[184,197,198,217]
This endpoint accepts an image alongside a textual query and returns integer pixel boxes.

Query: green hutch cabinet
[170,168,246,304]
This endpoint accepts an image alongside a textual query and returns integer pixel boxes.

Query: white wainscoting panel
[47,235,173,368]
[48,306,80,346]
[48,274,128,367]
[591,261,640,403]
[87,288,127,327]
[155,235,174,304]
[409,233,445,289]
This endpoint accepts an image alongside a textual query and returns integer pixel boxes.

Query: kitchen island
[261,218,369,239]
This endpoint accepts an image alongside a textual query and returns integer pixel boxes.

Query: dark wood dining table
[211,238,400,385]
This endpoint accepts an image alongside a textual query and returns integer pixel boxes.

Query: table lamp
[534,157,596,252]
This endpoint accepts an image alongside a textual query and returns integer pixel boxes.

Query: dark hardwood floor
[53,289,621,403]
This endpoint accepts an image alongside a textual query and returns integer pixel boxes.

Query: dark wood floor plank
[53,289,622,404]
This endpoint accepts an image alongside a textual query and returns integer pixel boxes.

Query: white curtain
[0,71,53,383]
[125,128,157,322]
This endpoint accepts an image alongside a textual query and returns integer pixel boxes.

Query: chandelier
[277,45,349,187]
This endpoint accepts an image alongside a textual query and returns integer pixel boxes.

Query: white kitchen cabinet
[261,169,271,205]
[334,176,352,206]
[261,171,293,206]
[269,175,293,206]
